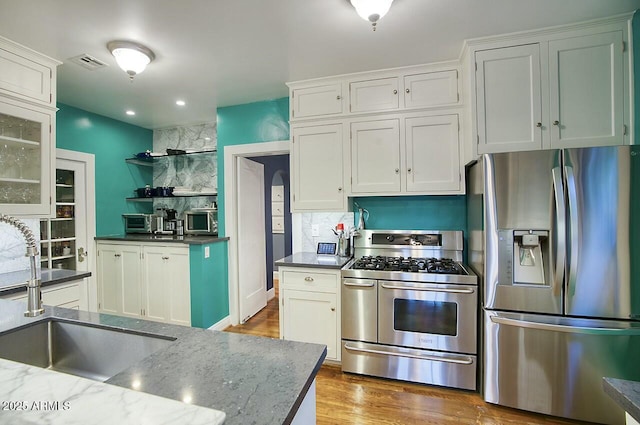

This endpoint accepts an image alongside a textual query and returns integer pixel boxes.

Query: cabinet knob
[405,88,410,94]
[338,187,342,192]
[304,276,314,282]
[393,89,398,95]
[336,95,341,100]
[395,168,399,174]
[407,168,412,173]
[553,120,560,126]
[331,307,335,312]
[536,122,542,128]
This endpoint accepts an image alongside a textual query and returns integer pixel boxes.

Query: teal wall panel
[216,97,290,236]
[189,242,229,328]
[56,103,153,235]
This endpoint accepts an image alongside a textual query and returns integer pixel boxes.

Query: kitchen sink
[0,319,174,381]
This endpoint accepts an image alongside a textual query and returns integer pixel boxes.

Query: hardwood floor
[224,297,588,425]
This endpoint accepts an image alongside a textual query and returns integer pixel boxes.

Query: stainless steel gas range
[341,229,478,390]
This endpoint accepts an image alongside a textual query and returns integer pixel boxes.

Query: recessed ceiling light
[204,137,211,141]
[176,100,186,106]
[126,110,136,116]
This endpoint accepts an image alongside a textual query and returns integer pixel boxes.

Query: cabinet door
[282,289,338,361]
[475,44,543,153]
[549,32,624,148]
[119,245,143,318]
[292,124,345,211]
[351,119,400,193]
[291,84,343,119]
[404,70,458,109]
[350,77,399,113]
[0,46,54,106]
[142,245,191,326]
[406,115,461,193]
[0,99,53,216]
[97,244,122,315]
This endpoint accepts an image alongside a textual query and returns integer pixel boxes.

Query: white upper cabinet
[291,84,343,119]
[350,119,401,193]
[291,123,345,211]
[0,36,60,217]
[404,70,459,109]
[468,14,631,156]
[350,77,399,113]
[549,32,624,148]
[405,115,461,193]
[475,44,543,153]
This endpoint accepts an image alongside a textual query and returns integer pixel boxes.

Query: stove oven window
[393,299,457,336]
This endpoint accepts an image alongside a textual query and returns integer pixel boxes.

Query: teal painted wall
[189,242,229,328]
[56,103,153,236]
[216,97,290,236]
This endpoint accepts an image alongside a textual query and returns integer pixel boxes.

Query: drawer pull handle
[114,254,121,258]
[162,256,170,260]
[304,277,314,282]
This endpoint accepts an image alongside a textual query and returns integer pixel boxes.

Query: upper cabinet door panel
[475,44,543,153]
[350,77,399,113]
[404,70,458,109]
[292,84,343,119]
[549,31,624,148]
[0,47,52,106]
[405,114,460,193]
[350,119,401,193]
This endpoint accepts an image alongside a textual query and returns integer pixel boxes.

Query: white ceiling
[0,0,638,129]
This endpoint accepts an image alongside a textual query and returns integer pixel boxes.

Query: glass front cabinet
[0,98,54,216]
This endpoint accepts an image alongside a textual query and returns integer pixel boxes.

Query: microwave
[184,209,218,235]
[123,214,158,234]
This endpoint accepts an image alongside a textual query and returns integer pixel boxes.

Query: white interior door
[55,149,96,311]
[237,157,267,323]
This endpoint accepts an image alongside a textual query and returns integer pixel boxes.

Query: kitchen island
[0,299,326,424]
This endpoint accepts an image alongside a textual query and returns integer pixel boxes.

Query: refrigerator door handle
[564,165,579,297]
[490,315,640,335]
[551,167,566,297]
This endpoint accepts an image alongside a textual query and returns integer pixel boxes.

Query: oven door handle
[344,343,474,365]
[343,282,376,288]
[380,283,475,294]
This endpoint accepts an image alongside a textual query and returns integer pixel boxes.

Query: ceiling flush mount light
[126,110,136,116]
[107,40,155,80]
[350,0,394,31]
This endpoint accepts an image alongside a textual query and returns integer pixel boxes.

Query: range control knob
[386,235,395,242]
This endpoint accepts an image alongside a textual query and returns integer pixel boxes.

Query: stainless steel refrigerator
[466,146,640,424]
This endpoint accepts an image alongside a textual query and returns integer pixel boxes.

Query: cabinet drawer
[292,84,343,119]
[404,70,458,108]
[272,216,284,233]
[272,185,284,202]
[42,282,80,306]
[272,201,285,216]
[350,77,399,113]
[281,270,338,293]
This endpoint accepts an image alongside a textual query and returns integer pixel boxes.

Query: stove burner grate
[352,256,464,275]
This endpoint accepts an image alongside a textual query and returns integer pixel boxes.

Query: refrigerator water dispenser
[513,231,547,285]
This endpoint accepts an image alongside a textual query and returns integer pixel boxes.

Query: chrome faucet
[0,214,44,317]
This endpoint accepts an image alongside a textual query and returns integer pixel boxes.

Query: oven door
[378,280,477,354]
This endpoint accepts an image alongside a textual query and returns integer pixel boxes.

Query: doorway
[224,140,290,326]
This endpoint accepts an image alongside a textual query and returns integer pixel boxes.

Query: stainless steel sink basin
[0,319,174,381]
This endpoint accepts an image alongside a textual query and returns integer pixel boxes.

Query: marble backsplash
[293,212,355,254]
[152,123,218,215]
[0,218,40,274]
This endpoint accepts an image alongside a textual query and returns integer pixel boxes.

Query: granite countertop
[0,299,326,425]
[95,234,229,245]
[276,252,353,270]
[603,377,640,422]
[0,358,225,425]
[0,268,91,295]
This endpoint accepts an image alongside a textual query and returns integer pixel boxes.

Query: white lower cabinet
[279,267,340,361]
[97,241,191,326]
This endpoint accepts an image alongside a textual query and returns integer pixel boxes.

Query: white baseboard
[267,287,275,300]
[208,315,232,331]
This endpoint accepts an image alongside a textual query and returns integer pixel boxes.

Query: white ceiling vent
[68,54,108,70]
